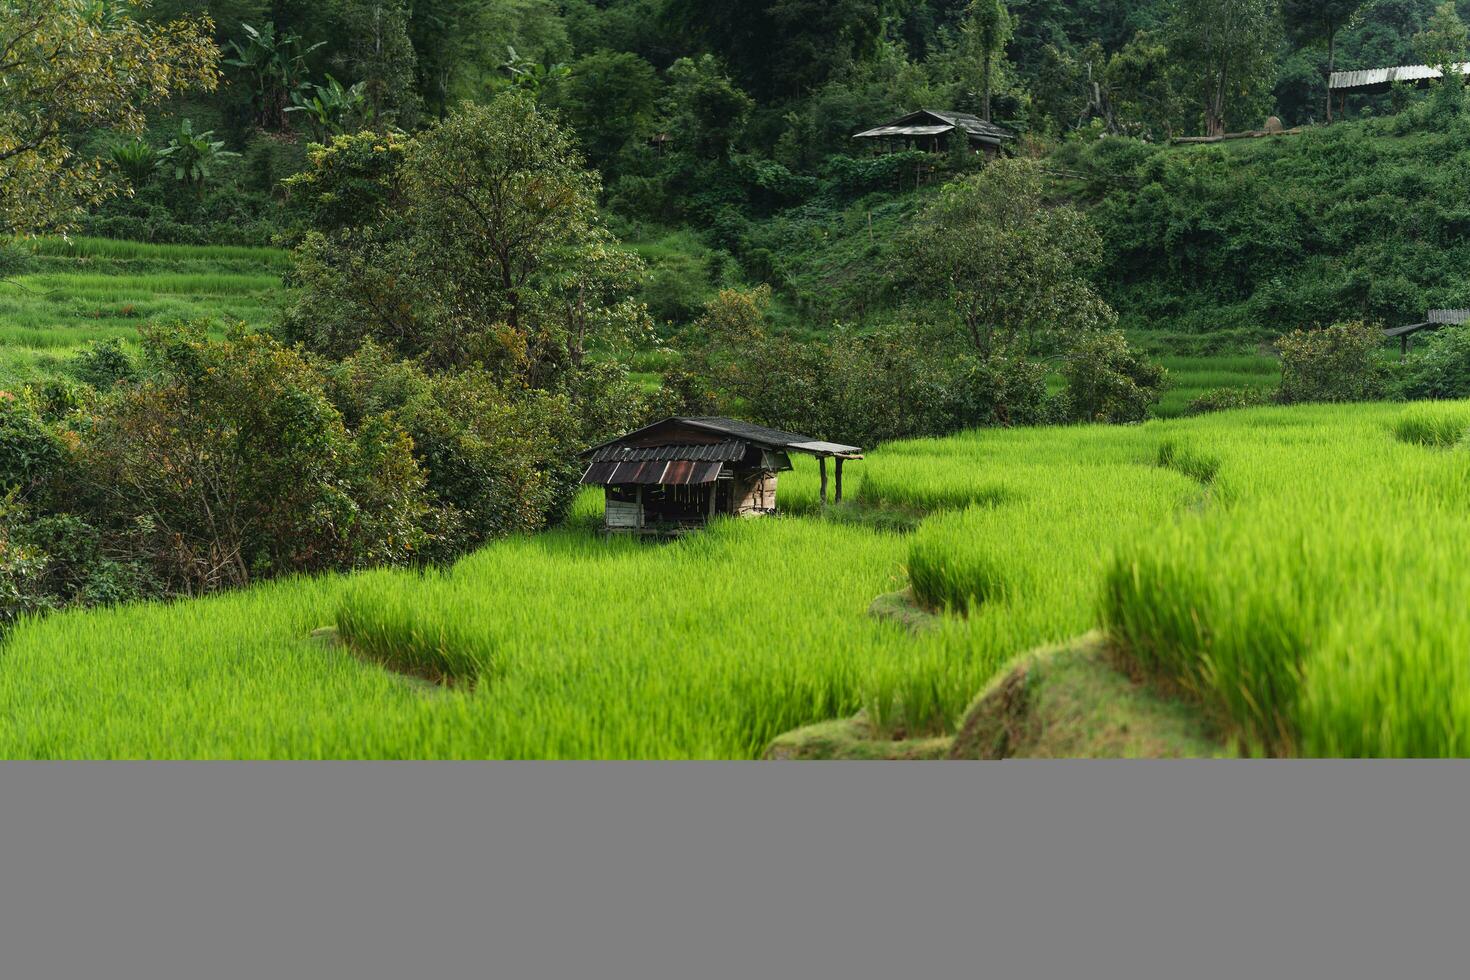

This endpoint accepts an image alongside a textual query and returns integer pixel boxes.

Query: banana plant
[158,120,240,194]
[286,75,371,142]
[225,22,324,131]
[499,46,571,96]
[109,140,161,188]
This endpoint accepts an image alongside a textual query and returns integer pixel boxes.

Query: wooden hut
[580,417,862,535]
[853,109,1015,156]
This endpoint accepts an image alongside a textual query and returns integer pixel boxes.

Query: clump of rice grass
[1391,404,1470,447]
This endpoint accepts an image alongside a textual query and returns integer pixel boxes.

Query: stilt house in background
[853,109,1015,157]
[580,417,862,535]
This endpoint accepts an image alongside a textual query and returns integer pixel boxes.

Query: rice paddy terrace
[5,398,1470,758]
[0,237,288,384]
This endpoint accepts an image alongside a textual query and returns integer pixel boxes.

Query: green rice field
[0,236,288,383]
[5,398,1470,757]
[1153,353,1281,417]
[0,236,1457,758]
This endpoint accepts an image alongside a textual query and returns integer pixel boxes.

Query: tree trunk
[983,50,993,122]
[1207,69,1228,137]
[1326,28,1337,124]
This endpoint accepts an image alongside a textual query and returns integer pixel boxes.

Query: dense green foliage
[1066,113,1470,341]
[35,0,1470,356]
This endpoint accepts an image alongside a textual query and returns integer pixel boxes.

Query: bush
[1061,330,1167,423]
[71,325,430,594]
[323,344,586,556]
[1276,320,1388,404]
[945,353,1053,429]
[1187,385,1273,415]
[0,510,50,626]
[642,257,712,326]
[33,378,89,421]
[68,338,137,390]
[0,397,64,498]
[680,289,1057,446]
[1396,326,1470,400]
[7,511,156,609]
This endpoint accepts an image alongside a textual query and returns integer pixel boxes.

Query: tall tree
[333,0,420,125]
[545,51,663,169]
[1282,0,1366,122]
[900,158,1115,358]
[966,0,1014,122]
[1171,0,1280,137]
[1414,1,1470,72]
[0,0,219,234]
[284,93,649,384]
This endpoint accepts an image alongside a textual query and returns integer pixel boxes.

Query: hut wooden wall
[733,471,777,516]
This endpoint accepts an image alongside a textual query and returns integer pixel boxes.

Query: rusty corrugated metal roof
[587,441,746,463]
[580,460,725,486]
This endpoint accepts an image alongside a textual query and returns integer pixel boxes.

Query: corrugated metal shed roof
[580,460,725,486]
[853,109,1015,144]
[852,124,952,138]
[587,441,745,464]
[1384,310,1470,337]
[582,418,861,459]
[1329,63,1470,92]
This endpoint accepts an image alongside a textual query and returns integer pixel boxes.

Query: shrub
[0,398,64,498]
[1187,385,1272,415]
[0,510,50,626]
[1061,330,1167,423]
[945,353,1053,429]
[109,140,160,187]
[642,257,712,326]
[1276,320,1388,404]
[5,510,156,612]
[72,325,430,594]
[323,344,586,555]
[1396,326,1470,400]
[68,338,137,389]
[0,241,29,278]
[33,378,89,421]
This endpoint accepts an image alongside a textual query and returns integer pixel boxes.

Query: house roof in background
[854,109,1016,144]
[1329,63,1470,93]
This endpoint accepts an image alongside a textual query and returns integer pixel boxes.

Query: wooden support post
[819,456,828,507]
[835,458,844,504]
[708,482,717,519]
[636,485,644,531]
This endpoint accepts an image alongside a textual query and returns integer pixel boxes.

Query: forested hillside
[45,1,1470,348]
